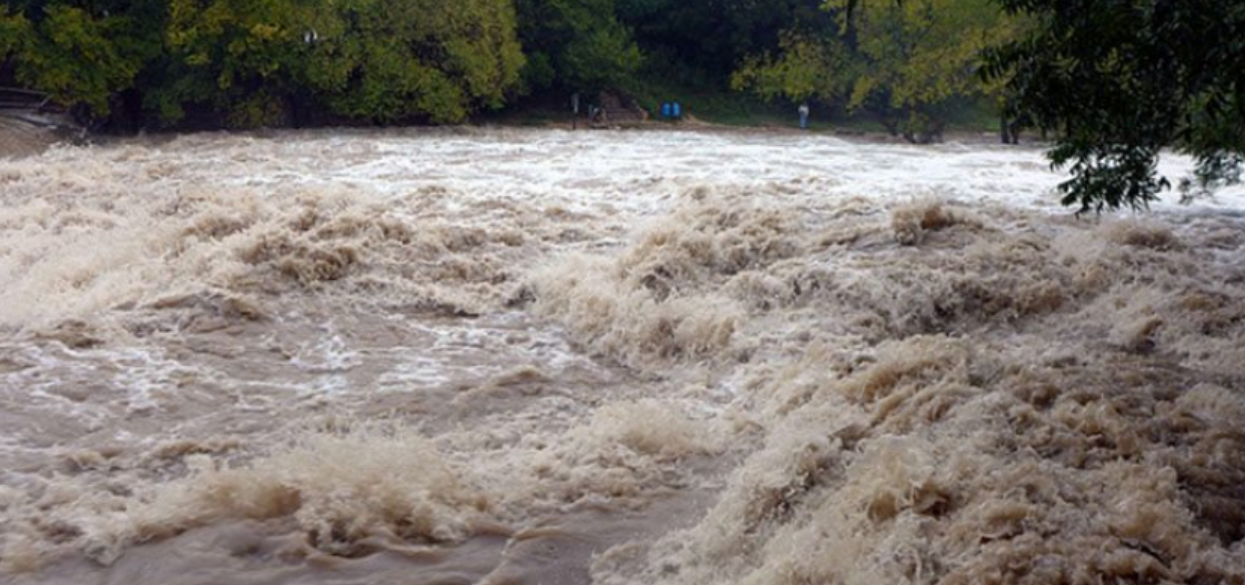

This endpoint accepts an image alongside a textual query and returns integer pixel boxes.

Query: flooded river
[1,128,1243,584]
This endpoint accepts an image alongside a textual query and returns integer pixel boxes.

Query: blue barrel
[672,102,682,118]
[661,102,672,118]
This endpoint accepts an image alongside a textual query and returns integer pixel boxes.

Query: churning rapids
[1,128,1243,585]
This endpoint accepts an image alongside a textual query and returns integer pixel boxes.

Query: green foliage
[562,22,643,90]
[844,2,970,101]
[297,0,524,123]
[515,0,640,92]
[1,0,522,127]
[148,0,300,126]
[0,9,32,60]
[729,0,1016,142]
[987,0,1245,211]
[618,0,827,79]
[4,2,161,115]
[731,32,851,102]
[145,0,524,126]
[4,0,1008,130]
[839,0,1016,140]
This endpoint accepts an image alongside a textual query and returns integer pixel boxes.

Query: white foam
[290,332,363,374]
[96,131,1245,216]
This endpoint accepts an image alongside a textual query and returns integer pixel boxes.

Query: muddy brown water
[1,128,1243,584]
[0,117,61,160]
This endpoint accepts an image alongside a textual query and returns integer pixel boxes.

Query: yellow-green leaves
[731,32,852,102]
[7,4,156,114]
[0,8,31,60]
[305,0,524,123]
[853,0,1012,107]
[147,0,524,126]
[734,0,1018,141]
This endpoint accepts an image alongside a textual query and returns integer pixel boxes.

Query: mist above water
[1,128,1242,585]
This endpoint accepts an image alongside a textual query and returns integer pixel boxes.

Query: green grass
[938,97,1002,134]
[627,75,1002,136]
[627,75,791,126]
[481,74,1003,138]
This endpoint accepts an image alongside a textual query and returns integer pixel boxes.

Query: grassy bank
[485,78,1001,138]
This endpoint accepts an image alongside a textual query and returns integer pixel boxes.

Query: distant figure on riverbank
[798,103,810,130]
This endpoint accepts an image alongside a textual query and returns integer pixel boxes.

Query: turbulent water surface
[1,128,1243,585]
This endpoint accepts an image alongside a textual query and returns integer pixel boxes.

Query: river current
[1,128,1243,584]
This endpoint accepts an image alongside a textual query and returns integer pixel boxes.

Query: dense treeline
[6,0,1244,210]
[1,0,526,128]
[0,0,1017,135]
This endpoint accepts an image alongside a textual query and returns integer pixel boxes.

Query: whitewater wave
[1,129,1242,585]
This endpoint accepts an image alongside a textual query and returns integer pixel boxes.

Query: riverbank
[477,91,1009,145]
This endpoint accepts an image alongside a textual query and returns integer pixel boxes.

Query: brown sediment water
[1,128,1243,584]
[0,117,62,159]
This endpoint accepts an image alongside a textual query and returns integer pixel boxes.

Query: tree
[515,0,641,93]
[618,0,803,77]
[731,31,853,104]
[146,0,301,127]
[732,0,1015,142]
[0,8,31,62]
[985,0,1245,212]
[304,0,523,124]
[835,0,1015,142]
[149,0,524,127]
[1,0,162,117]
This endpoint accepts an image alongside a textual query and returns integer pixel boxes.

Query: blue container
[661,102,672,118]
[672,102,682,118]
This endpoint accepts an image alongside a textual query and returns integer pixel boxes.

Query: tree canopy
[4,0,1013,133]
[1,1,161,115]
[5,0,1245,213]
[732,0,1017,142]
[985,0,1245,212]
[836,0,1015,142]
[2,0,524,127]
[515,0,640,92]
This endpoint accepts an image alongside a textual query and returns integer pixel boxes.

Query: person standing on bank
[798,102,810,130]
